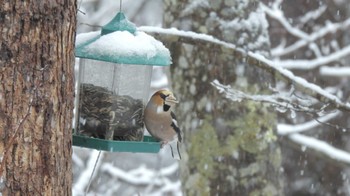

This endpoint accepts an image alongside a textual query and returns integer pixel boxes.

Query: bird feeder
[73,12,171,153]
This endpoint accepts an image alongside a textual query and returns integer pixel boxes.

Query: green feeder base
[73,135,161,153]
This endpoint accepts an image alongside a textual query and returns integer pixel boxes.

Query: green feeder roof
[75,12,171,66]
[101,12,137,35]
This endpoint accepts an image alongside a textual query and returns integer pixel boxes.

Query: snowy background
[73,0,350,195]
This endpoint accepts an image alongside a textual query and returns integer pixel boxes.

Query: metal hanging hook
[120,0,122,12]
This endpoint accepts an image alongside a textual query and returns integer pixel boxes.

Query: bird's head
[150,90,178,112]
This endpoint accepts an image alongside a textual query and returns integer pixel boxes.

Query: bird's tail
[169,140,181,160]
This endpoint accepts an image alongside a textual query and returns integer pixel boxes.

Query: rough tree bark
[0,1,76,195]
[163,0,283,195]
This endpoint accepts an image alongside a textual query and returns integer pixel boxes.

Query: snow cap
[75,12,171,66]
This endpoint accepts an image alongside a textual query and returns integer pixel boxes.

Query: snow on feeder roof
[75,12,171,66]
[73,12,170,153]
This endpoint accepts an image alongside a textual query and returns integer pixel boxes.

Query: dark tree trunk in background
[0,1,76,195]
[163,0,283,195]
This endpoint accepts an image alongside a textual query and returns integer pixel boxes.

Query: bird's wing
[170,112,182,142]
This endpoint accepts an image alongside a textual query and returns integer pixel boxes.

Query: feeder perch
[73,12,171,153]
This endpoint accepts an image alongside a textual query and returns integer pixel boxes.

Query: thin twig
[313,114,350,132]
[77,0,86,15]
[84,150,102,196]
[211,80,333,114]
[79,23,102,28]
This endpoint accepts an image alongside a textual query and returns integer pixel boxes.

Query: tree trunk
[0,1,76,195]
[163,1,283,195]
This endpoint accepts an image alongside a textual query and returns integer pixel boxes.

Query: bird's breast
[144,110,176,142]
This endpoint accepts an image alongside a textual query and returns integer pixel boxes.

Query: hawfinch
[144,90,182,159]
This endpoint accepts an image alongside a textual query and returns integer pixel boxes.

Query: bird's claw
[160,141,168,148]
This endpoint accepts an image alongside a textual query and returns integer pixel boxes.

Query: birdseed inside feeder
[73,12,171,152]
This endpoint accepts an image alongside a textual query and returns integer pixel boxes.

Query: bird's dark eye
[160,93,169,100]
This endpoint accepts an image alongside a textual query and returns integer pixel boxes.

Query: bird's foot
[160,141,168,148]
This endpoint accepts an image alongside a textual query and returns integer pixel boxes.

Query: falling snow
[69,0,350,195]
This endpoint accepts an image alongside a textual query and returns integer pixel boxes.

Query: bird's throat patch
[163,104,170,112]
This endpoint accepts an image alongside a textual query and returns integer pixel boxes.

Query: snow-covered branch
[213,78,350,165]
[211,80,323,113]
[248,52,350,112]
[276,110,350,165]
[298,5,327,27]
[73,150,104,195]
[271,18,350,58]
[140,26,350,112]
[139,26,242,52]
[262,2,350,58]
[101,163,181,195]
[287,133,350,165]
[277,111,341,135]
[72,150,181,196]
[261,3,309,40]
[275,45,350,69]
[320,66,350,77]
[101,163,179,186]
